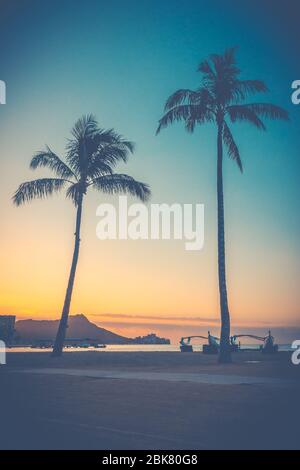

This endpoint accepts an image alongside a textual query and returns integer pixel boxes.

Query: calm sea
[7,343,293,353]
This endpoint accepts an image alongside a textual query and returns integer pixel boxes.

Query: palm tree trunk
[217,121,232,364]
[52,193,83,357]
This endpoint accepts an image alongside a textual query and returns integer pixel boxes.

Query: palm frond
[222,122,243,172]
[210,48,240,81]
[71,114,98,140]
[86,128,135,157]
[13,116,148,209]
[233,80,268,100]
[197,59,216,80]
[157,103,213,134]
[227,104,266,130]
[13,178,67,206]
[66,124,135,177]
[157,105,194,134]
[66,115,100,175]
[91,174,151,202]
[198,49,241,104]
[185,104,214,132]
[66,182,84,206]
[86,132,135,178]
[164,89,201,111]
[87,159,113,180]
[92,136,134,164]
[30,147,76,180]
[241,103,289,121]
[223,47,238,66]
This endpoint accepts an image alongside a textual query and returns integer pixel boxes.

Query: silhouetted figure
[263,330,277,353]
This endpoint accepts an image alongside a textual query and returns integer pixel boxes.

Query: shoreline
[5,343,294,353]
[3,349,299,380]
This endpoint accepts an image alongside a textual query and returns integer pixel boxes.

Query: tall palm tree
[156,48,288,363]
[13,115,151,357]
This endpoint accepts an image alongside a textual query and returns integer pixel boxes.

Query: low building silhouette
[133,333,170,345]
[0,315,16,345]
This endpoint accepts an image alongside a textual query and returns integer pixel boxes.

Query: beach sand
[1,350,299,449]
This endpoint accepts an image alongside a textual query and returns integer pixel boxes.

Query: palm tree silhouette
[157,48,288,363]
[13,115,151,357]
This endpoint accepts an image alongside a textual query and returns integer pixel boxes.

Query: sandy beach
[1,350,299,450]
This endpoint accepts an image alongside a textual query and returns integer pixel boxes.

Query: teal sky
[0,0,299,338]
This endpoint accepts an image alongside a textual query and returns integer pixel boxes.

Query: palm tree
[156,48,288,363]
[13,115,151,357]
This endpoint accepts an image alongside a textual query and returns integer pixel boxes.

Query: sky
[0,0,299,342]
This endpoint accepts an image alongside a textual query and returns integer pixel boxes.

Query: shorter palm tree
[13,115,151,356]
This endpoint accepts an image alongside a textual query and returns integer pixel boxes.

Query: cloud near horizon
[9,311,299,329]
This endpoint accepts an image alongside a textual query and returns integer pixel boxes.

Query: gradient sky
[0,0,299,342]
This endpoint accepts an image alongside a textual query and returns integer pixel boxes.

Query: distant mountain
[15,314,130,344]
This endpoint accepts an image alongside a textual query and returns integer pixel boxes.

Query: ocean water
[7,343,293,353]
